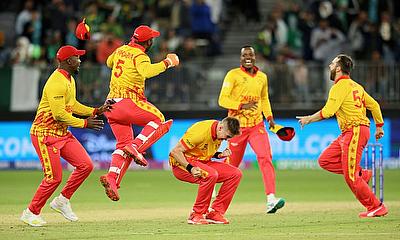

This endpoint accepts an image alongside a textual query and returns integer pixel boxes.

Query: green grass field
[0,169,399,240]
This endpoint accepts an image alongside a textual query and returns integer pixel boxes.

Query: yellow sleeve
[180,126,204,150]
[364,91,384,127]
[321,83,349,118]
[218,71,242,110]
[106,51,115,68]
[46,79,86,128]
[73,101,95,117]
[135,54,167,78]
[261,74,273,120]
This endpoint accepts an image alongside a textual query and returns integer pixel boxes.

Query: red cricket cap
[56,45,86,61]
[276,127,296,141]
[75,18,90,40]
[132,25,160,42]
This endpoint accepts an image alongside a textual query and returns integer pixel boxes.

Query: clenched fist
[163,53,180,68]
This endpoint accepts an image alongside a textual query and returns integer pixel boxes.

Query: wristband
[163,59,170,68]
[186,164,193,173]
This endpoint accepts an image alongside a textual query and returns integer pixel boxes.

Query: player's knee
[77,161,94,174]
[48,175,62,186]
[150,112,164,123]
[85,161,94,173]
[207,170,218,182]
[152,118,162,124]
[232,168,242,180]
[318,157,329,170]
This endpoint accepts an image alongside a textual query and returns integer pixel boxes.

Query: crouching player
[169,117,242,224]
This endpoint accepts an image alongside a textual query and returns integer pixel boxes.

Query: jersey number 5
[352,90,363,108]
[114,59,125,78]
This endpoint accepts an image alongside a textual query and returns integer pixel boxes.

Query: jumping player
[100,25,179,201]
[169,117,242,224]
[218,46,285,213]
[296,54,388,218]
[20,45,113,227]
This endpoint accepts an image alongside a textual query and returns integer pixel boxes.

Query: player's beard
[74,64,80,74]
[145,42,153,52]
[329,68,336,81]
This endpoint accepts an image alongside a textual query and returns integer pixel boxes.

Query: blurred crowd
[254,0,400,64]
[1,0,400,67]
[0,0,230,67]
[0,0,400,65]
[0,0,399,107]
[251,0,400,106]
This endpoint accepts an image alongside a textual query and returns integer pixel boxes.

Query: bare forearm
[296,110,323,128]
[308,110,323,124]
[170,150,190,168]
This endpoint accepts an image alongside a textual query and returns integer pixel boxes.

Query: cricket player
[218,46,285,213]
[100,25,179,201]
[169,117,242,224]
[20,45,113,227]
[297,54,388,218]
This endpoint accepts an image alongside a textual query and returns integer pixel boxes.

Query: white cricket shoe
[267,197,285,214]
[50,196,78,221]
[20,208,46,227]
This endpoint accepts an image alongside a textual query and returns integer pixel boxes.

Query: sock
[267,194,276,202]
[59,193,69,203]
[27,208,35,214]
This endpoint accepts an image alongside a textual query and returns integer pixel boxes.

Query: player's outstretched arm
[296,111,323,129]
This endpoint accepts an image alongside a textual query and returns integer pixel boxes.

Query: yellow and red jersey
[169,120,223,166]
[320,75,384,132]
[106,42,167,102]
[218,66,273,128]
[30,69,95,137]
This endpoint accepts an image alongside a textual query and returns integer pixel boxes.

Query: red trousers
[105,98,164,149]
[105,98,165,181]
[172,160,242,214]
[318,125,381,211]
[227,121,275,195]
[29,133,93,214]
